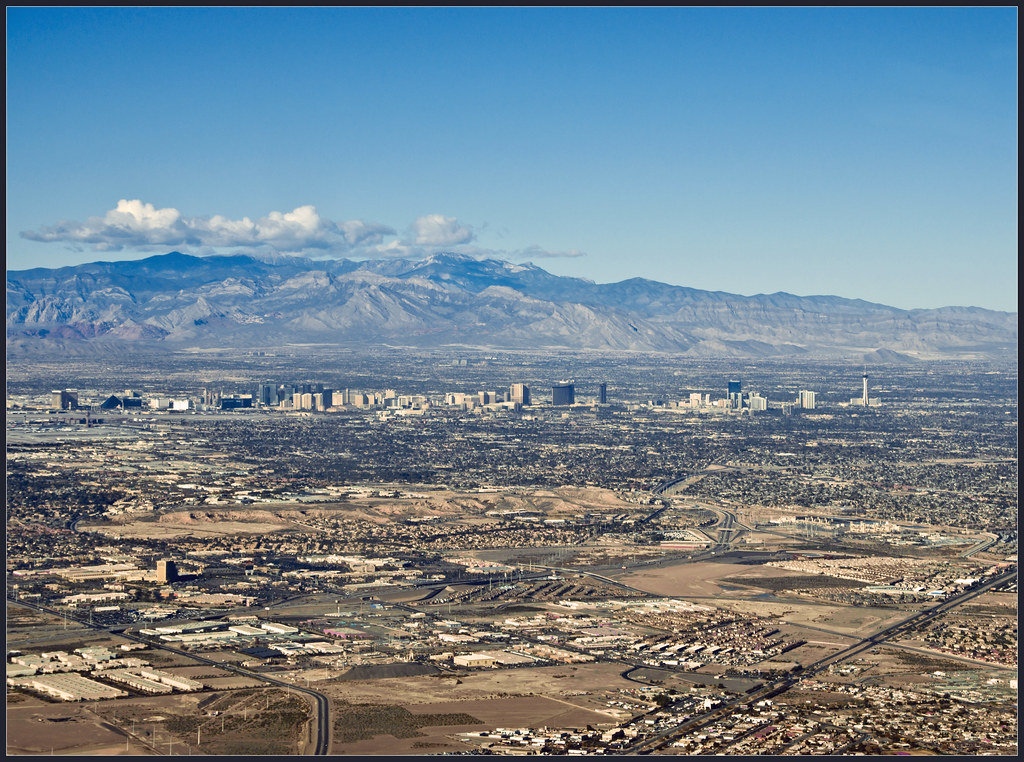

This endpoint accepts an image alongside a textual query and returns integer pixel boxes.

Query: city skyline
[6,7,1017,312]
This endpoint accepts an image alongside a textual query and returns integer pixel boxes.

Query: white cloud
[409,214,475,246]
[22,200,395,255]
[22,202,584,263]
[509,244,586,260]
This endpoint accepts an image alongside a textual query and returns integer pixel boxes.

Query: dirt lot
[7,699,156,756]
[620,560,800,598]
[321,660,641,754]
[329,691,625,755]
[712,596,910,636]
[85,518,299,540]
[957,591,1017,613]
[330,692,619,756]
[323,662,636,707]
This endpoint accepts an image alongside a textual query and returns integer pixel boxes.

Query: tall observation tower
[862,371,869,407]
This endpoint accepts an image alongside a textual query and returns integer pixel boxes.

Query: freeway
[528,564,654,596]
[6,598,332,755]
[962,531,999,558]
[622,565,1017,754]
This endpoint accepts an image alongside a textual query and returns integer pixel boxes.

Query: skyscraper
[728,380,742,410]
[156,560,178,584]
[51,390,78,410]
[862,372,869,407]
[552,382,575,406]
[510,383,531,406]
[598,382,607,404]
[258,383,278,407]
[799,390,816,409]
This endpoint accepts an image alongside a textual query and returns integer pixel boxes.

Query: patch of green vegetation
[720,574,868,591]
[333,701,481,744]
[158,690,309,756]
[166,715,200,734]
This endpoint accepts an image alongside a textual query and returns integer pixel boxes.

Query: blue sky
[6,7,1017,311]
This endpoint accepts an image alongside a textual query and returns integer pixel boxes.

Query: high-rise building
[728,380,742,409]
[509,383,531,406]
[862,373,869,407]
[598,382,607,404]
[156,560,178,584]
[51,390,78,410]
[799,390,816,409]
[257,383,278,407]
[552,382,575,406]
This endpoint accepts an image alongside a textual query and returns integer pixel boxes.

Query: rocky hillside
[6,252,1017,360]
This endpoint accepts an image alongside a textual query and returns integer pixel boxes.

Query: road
[962,531,999,558]
[6,597,332,755]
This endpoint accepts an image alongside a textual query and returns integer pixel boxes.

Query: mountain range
[6,252,1017,360]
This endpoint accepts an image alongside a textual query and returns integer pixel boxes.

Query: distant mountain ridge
[6,251,1017,360]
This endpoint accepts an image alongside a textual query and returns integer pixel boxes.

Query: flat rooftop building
[13,673,127,701]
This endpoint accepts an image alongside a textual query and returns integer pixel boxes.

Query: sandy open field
[85,518,299,540]
[620,561,781,598]
[322,660,642,755]
[325,661,640,756]
[712,596,911,636]
[615,560,914,637]
[6,701,155,756]
[331,694,619,755]
[959,591,1017,612]
[322,662,637,708]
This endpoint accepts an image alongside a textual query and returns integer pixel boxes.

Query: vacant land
[320,660,640,754]
[7,701,149,756]
[86,688,313,756]
[620,560,800,598]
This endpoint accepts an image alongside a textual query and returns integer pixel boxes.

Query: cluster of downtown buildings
[47,376,877,415]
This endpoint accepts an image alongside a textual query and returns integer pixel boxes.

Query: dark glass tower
[552,383,575,406]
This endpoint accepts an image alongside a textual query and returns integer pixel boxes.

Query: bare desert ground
[79,485,643,541]
[619,561,776,598]
[322,661,642,754]
[7,701,155,756]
